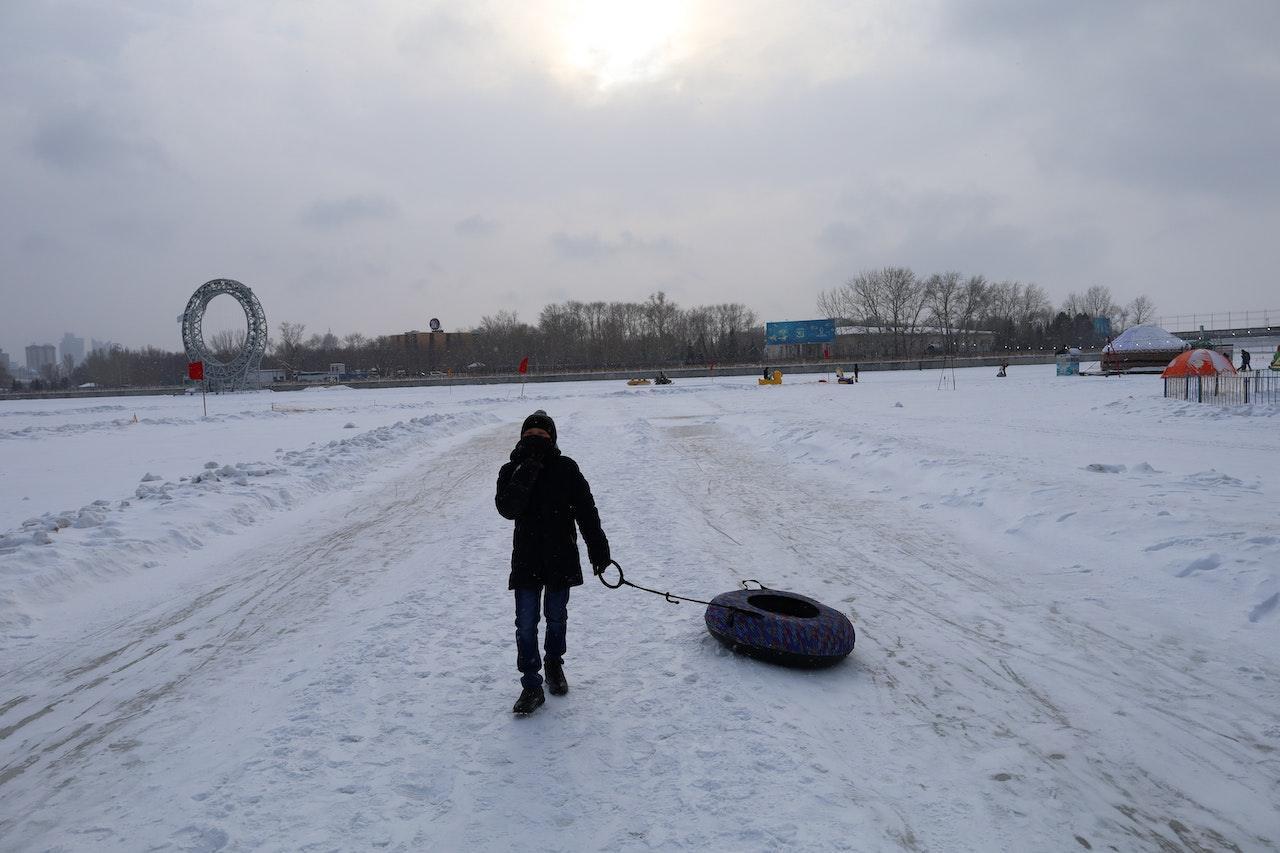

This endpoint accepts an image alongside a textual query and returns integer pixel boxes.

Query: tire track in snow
[0,424,509,847]
[647,414,1276,853]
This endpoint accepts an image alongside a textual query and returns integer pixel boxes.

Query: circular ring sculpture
[180,278,268,391]
[704,587,855,668]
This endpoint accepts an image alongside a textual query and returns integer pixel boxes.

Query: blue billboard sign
[766,319,836,345]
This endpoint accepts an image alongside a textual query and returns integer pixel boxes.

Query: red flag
[518,356,529,375]
[188,361,204,381]
[823,346,831,359]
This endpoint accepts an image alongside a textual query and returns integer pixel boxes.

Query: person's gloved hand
[518,434,553,460]
[590,549,611,574]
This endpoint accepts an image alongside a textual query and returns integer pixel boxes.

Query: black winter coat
[495,444,609,590]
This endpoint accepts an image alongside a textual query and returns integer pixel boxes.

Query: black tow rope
[594,560,765,619]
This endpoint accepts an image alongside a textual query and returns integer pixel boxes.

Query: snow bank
[0,411,495,638]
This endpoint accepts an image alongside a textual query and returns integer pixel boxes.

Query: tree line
[817,268,1154,357]
[477,293,762,371]
[8,292,763,389]
[5,277,1156,390]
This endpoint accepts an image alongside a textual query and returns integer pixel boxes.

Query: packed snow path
[1,373,1278,851]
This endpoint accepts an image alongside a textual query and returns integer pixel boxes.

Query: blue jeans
[515,586,570,690]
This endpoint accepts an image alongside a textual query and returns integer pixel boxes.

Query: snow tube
[704,588,855,668]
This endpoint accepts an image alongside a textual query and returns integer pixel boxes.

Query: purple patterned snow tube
[704,588,855,668]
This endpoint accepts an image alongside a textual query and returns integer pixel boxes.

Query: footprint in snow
[1248,593,1278,624]
[1176,554,1222,577]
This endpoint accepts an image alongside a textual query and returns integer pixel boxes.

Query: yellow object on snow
[627,378,651,386]
[757,370,783,385]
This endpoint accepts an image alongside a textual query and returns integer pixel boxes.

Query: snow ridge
[0,411,496,638]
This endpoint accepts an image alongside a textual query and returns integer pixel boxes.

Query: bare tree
[1083,285,1119,322]
[208,328,247,360]
[275,322,307,372]
[1061,292,1087,316]
[1127,295,1156,325]
[479,310,521,335]
[816,287,845,321]
[1018,284,1052,329]
[956,275,989,352]
[877,267,926,356]
[924,272,962,353]
[850,271,887,330]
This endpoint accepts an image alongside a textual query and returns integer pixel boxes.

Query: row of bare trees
[478,293,762,371]
[818,269,1154,356]
[262,293,763,377]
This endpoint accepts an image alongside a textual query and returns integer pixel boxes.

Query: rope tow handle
[595,559,626,589]
[596,560,764,618]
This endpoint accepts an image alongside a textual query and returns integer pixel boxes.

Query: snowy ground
[1,367,1278,852]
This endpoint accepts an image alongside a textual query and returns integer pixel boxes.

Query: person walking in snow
[495,410,610,715]
[1240,349,1251,372]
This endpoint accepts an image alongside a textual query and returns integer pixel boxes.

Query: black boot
[512,686,545,715]
[545,662,568,696]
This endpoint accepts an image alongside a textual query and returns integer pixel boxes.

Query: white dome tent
[1100,324,1190,374]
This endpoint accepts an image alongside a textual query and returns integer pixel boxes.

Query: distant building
[60,332,86,366]
[0,348,10,373]
[385,330,474,351]
[383,330,475,371]
[251,367,288,384]
[26,343,57,373]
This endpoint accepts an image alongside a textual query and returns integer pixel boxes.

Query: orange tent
[1161,348,1237,378]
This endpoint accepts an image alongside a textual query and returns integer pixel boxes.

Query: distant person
[1240,349,1251,371]
[762,365,771,380]
[495,410,610,715]
[853,364,860,383]
[997,359,1009,378]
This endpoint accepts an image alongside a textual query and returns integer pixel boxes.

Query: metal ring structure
[180,278,268,392]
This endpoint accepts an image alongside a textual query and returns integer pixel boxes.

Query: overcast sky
[2,0,1278,353]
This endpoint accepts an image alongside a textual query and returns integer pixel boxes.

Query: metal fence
[1164,371,1280,406]
[1155,309,1280,333]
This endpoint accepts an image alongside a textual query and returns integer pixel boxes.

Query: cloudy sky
[2,0,1278,353]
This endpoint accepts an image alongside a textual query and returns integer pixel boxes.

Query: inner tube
[704,588,855,668]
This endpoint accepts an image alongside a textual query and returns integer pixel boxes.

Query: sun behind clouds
[554,0,693,92]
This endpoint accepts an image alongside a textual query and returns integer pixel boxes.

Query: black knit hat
[521,409,556,443]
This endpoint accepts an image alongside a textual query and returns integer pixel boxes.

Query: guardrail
[1163,371,1280,406]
